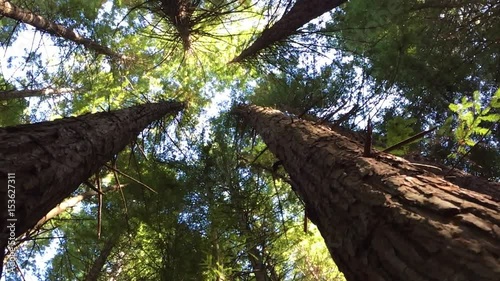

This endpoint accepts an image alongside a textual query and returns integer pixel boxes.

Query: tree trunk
[30,184,124,233]
[158,0,195,52]
[279,108,500,200]
[84,235,119,281]
[0,101,184,275]
[234,105,500,281]
[0,88,81,101]
[0,0,128,61]
[230,0,346,63]
[405,156,500,201]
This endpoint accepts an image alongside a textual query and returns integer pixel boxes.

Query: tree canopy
[0,0,498,280]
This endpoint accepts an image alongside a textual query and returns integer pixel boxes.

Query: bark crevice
[235,104,500,281]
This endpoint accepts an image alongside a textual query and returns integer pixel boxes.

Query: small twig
[445,122,495,176]
[331,104,360,127]
[97,177,102,239]
[104,164,158,194]
[250,147,269,165]
[383,126,438,153]
[14,258,27,281]
[134,140,149,161]
[83,180,104,195]
[363,118,373,157]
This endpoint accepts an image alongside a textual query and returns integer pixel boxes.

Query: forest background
[0,0,499,280]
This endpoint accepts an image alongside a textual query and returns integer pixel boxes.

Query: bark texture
[0,0,127,60]
[235,105,500,281]
[0,101,184,271]
[286,109,500,200]
[158,0,196,51]
[230,0,346,63]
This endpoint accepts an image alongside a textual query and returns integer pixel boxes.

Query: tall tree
[0,0,128,60]
[324,0,500,176]
[231,0,346,62]
[234,104,500,281]
[0,100,185,275]
[42,155,211,280]
[84,233,120,281]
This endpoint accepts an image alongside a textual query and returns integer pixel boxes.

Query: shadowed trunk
[234,104,500,281]
[158,0,197,52]
[0,0,128,60]
[0,101,184,276]
[230,0,346,63]
[84,234,119,281]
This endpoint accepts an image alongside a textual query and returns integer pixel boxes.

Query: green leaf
[479,114,500,122]
[473,127,490,136]
[465,139,476,146]
[448,103,459,112]
[462,111,474,126]
[491,89,500,108]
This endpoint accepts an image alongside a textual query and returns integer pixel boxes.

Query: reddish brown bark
[158,0,196,51]
[0,0,128,60]
[235,105,500,281]
[230,0,346,63]
[0,101,184,275]
[290,110,500,200]
[404,156,500,201]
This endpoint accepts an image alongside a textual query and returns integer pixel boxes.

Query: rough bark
[0,101,184,275]
[404,156,500,201]
[0,88,80,101]
[234,105,500,281]
[84,235,119,281]
[288,109,500,200]
[0,0,128,61]
[230,0,346,63]
[158,0,196,51]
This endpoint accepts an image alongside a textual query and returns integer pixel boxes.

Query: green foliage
[329,0,500,121]
[0,98,28,126]
[249,61,358,122]
[280,225,345,281]
[384,116,417,156]
[448,89,500,156]
[4,0,499,279]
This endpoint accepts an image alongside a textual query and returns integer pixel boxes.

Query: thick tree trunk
[230,0,346,63]
[158,0,195,52]
[0,88,80,101]
[0,0,128,61]
[405,156,500,201]
[84,235,119,281]
[0,101,184,276]
[284,109,500,200]
[234,105,500,281]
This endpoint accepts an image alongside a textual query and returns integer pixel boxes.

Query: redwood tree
[234,104,500,281]
[0,0,127,60]
[230,0,346,63]
[0,100,184,274]
[84,234,120,281]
